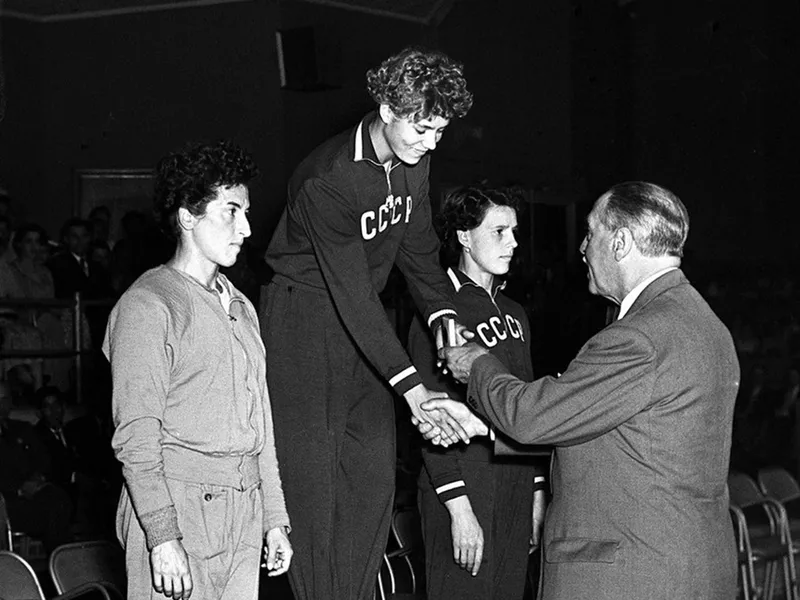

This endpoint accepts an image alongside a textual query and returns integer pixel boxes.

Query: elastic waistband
[162,446,260,490]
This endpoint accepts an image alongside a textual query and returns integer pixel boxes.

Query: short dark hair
[11,223,48,256]
[598,181,689,257]
[60,217,91,241]
[154,140,258,240]
[437,185,521,266]
[366,47,473,122]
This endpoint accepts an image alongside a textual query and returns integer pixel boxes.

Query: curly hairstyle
[436,185,522,267]
[153,140,258,240]
[366,47,473,121]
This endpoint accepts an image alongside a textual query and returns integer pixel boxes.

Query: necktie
[53,428,67,447]
[80,258,89,277]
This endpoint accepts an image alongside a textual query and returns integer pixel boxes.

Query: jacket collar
[623,268,688,319]
[447,267,506,298]
[353,111,401,171]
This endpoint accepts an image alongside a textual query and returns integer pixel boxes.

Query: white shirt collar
[617,267,678,320]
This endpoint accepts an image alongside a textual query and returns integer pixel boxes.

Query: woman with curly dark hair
[262,47,474,600]
[408,185,548,600]
[104,140,292,600]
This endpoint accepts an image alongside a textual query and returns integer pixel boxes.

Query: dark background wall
[0,0,796,265]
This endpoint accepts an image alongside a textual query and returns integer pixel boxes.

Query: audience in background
[0,224,63,393]
[32,385,117,537]
[47,217,95,300]
[0,381,73,552]
[1,223,54,299]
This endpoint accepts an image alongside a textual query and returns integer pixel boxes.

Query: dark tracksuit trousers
[418,459,533,600]
[262,277,395,600]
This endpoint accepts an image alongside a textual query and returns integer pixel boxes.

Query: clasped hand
[408,341,492,446]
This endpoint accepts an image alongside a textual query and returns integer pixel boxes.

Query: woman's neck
[458,257,494,293]
[168,246,219,289]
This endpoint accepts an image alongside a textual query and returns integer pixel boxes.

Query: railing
[0,293,116,403]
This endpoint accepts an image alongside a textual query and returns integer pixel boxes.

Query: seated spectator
[0,224,80,392]
[0,223,55,299]
[0,380,72,552]
[33,385,117,536]
[0,224,51,395]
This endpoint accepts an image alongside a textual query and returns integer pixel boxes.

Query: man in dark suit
[47,217,94,299]
[47,217,114,349]
[0,382,73,552]
[423,182,740,600]
[32,385,118,536]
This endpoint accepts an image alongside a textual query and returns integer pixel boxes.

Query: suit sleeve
[468,324,657,447]
[394,173,457,329]
[246,302,292,535]
[407,316,470,504]
[105,287,181,550]
[290,177,422,395]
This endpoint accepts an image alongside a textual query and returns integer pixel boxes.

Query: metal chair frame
[729,471,799,600]
[0,549,112,600]
[49,539,126,599]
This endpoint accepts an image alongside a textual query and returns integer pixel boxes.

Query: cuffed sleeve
[139,505,182,551]
[105,286,178,545]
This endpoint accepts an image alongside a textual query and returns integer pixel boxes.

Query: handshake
[406,338,493,448]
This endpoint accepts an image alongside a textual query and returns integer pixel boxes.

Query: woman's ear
[177,207,196,232]
[457,229,471,251]
[378,104,396,125]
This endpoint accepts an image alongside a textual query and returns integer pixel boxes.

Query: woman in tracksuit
[261,48,474,600]
[408,185,548,600]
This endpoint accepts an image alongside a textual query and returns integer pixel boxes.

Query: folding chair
[729,471,799,600]
[376,507,425,599]
[758,467,800,540]
[732,504,759,600]
[0,550,112,600]
[49,540,126,599]
[0,491,47,569]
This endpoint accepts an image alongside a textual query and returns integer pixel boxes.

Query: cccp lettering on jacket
[476,314,525,347]
[360,195,413,240]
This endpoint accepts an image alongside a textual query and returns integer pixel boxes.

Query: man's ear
[177,207,196,232]
[613,228,634,261]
